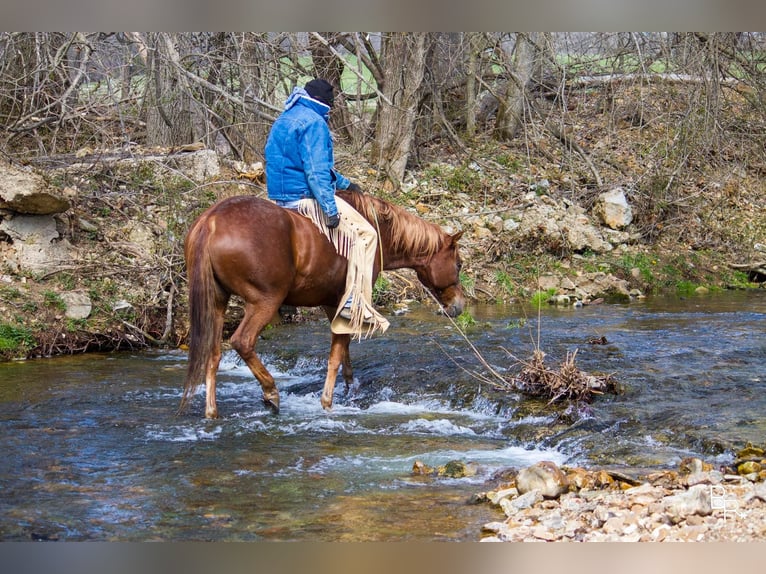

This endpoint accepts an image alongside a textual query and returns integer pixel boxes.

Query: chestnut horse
[179,190,465,418]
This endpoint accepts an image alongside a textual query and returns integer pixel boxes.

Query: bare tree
[493,33,540,141]
[371,32,430,190]
[142,33,206,147]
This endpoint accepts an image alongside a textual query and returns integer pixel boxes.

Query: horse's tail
[179,216,219,414]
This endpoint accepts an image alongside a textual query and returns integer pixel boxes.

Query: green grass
[43,290,66,310]
[0,323,35,353]
[675,280,699,297]
[530,288,557,309]
[618,252,655,283]
[455,310,476,330]
[459,271,475,298]
[495,270,515,297]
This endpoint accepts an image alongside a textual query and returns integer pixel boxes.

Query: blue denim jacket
[265,87,351,217]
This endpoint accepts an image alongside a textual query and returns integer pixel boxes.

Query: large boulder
[516,461,569,499]
[594,187,633,230]
[0,214,73,272]
[0,162,70,215]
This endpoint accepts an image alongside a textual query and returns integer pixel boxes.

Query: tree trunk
[494,33,538,141]
[144,33,204,148]
[371,33,429,190]
[309,33,356,144]
[465,33,484,137]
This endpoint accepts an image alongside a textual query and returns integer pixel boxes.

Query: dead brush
[426,291,621,404]
[511,348,620,404]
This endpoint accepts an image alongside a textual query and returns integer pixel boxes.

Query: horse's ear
[450,230,464,244]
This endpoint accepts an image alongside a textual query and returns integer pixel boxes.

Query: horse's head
[414,231,466,317]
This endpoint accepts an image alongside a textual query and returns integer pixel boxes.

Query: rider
[264,78,389,337]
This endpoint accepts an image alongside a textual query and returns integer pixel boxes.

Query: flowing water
[0,291,764,541]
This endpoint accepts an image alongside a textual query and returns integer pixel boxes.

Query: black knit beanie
[304,79,334,108]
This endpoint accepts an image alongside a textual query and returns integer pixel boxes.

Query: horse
[179,189,465,418]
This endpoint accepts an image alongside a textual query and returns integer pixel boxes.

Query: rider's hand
[346,182,363,193]
[326,213,341,229]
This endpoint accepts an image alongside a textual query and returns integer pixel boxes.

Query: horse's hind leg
[230,301,281,413]
[204,303,227,419]
[205,296,229,419]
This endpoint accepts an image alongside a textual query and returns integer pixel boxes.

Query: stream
[0,290,764,541]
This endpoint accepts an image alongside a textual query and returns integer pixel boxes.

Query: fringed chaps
[296,197,390,339]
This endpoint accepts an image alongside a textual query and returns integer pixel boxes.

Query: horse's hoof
[264,398,280,414]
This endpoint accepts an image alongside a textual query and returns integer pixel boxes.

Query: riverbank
[1,144,764,361]
[475,456,766,542]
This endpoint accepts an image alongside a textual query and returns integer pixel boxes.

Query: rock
[61,291,92,320]
[738,461,762,475]
[511,193,616,253]
[0,214,73,272]
[573,272,631,299]
[503,218,519,232]
[488,487,519,505]
[0,162,70,215]
[663,484,712,523]
[686,470,724,486]
[736,443,765,459]
[59,148,220,184]
[152,147,220,183]
[411,460,434,475]
[537,274,559,291]
[624,482,665,505]
[437,460,478,478]
[593,187,633,230]
[679,457,713,474]
[499,489,543,516]
[516,461,569,499]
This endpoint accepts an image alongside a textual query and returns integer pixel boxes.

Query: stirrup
[339,303,374,322]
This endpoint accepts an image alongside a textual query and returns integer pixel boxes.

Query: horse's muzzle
[442,294,465,318]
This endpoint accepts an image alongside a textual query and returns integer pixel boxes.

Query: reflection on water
[0,290,763,541]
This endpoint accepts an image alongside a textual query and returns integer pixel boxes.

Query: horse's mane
[343,192,445,257]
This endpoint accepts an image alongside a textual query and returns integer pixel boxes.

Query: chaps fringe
[296,198,389,339]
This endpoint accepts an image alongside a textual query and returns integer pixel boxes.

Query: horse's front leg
[321,332,350,410]
[340,339,354,394]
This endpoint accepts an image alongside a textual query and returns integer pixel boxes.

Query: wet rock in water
[516,461,569,499]
[738,461,762,475]
[736,443,764,460]
[679,457,713,475]
[412,460,434,476]
[437,460,478,478]
[412,459,478,479]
